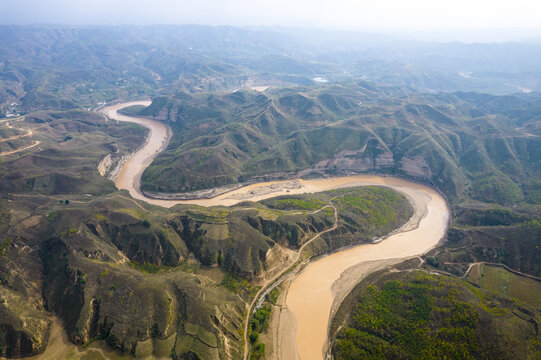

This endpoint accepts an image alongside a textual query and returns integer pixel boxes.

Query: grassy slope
[332,269,541,360]
[139,86,541,208]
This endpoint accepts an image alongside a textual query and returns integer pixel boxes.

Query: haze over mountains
[3,0,541,37]
[2,24,541,117]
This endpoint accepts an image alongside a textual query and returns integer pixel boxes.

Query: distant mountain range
[2,24,541,115]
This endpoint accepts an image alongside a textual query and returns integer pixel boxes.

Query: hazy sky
[1,0,541,32]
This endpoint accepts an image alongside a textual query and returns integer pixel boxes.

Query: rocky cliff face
[0,209,52,358]
[310,151,432,180]
[0,186,413,358]
[39,235,244,359]
[155,107,179,123]
[311,147,394,174]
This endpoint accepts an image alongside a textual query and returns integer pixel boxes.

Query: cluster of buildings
[1,102,20,118]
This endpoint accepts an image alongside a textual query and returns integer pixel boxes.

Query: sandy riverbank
[101,101,171,203]
[284,180,448,360]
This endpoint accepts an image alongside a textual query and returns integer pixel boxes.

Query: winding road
[102,102,450,360]
[0,116,40,156]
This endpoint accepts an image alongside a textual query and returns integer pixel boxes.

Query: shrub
[249,331,259,343]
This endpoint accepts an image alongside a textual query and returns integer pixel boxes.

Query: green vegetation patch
[266,288,279,305]
[249,306,270,335]
[249,306,271,359]
[454,207,527,227]
[250,343,265,360]
[186,208,229,224]
[333,271,541,360]
[272,197,326,211]
[129,261,165,274]
[472,175,523,205]
[524,180,541,204]
[220,273,253,296]
[118,105,147,116]
[46,211,59,221]
[0,238,11,256]
[330,186,413,235]
[333,186,404,213]
[334,273,481,359]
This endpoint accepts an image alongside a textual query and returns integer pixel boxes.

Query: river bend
[102,102,450,360]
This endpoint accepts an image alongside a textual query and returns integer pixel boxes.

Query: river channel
[102,102,450,360]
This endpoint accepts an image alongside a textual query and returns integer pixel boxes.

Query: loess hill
[137,85,541,207]
[0,109,413,358]
[135,86,541,279]
[331,267,541,360]
[1,24,540,359]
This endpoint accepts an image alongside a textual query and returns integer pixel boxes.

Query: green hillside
[331,269,541,360]
[138,85,541,208]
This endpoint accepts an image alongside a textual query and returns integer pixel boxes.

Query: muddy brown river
[285,181,448,359]
[103,102,450,360]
